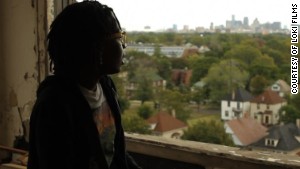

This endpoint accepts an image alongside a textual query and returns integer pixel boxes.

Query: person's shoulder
[36,75,77,102]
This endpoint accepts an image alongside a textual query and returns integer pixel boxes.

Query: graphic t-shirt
[79,83,116,167]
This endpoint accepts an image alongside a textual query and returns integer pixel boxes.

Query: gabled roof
[271,79,291,93]
[251,123,300,151]
[226,117,268,145]
[250,89,286,104]
[223,88,253,102]
[146,112,187,132]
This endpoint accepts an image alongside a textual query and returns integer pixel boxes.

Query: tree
[122,50,152,80]
[290,94,300,111]
[170,57,189,69]
[262,48,286,66]
[279,105,300,124]
[250,54,279,80]
[203,59,249,103]
[122,115,151,134]
[224,45,262,66]
[154,56,172,81]
[111,75,130,113]
[182,120,233,146]
[249,75,269,95]
[137,105,154,119]
[190,86,210,112]
[155,89,192,122]
[189,57,218,84]
[135,77,154,104]
[122,51,158,103]
[134,67,157,104]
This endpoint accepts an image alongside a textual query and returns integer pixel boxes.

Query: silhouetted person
[28,1,141,169]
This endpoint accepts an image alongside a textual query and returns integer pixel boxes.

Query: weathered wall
[0,0,48,159]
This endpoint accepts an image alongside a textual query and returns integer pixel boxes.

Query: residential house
[125,73,166,99]
[181,46,199,58]
[224,117,268,146]
[251,123,300,153]
[171,68,192,86]
[146,112,187,139]
[221,88,253,121]
[269,79,291,97]
[198,45,211,53]
[250,90,287,126]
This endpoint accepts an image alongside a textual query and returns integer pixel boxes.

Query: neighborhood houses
[220,80,300,154]
[118,33,298,155]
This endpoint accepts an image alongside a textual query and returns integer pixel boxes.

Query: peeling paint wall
[0,0,49,159]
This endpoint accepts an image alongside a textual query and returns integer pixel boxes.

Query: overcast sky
[78,0,298,31]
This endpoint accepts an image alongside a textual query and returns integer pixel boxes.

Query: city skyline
[77,0,297,31]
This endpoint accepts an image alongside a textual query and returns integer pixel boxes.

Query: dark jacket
[28,75,141,169]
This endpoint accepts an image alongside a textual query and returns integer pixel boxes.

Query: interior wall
[0,0,46,159]
[0,0,75,161]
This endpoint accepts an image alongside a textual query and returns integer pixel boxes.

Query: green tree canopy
[279,105,300,124]
[224,45,263,66]
[137,105,154,119]
[133,66,158,103]
[189,57,218,84]
[182,120,233,146]
[122,115,151,134]
[249,75,269,95]
[203,59,249,103]
[250,54,278,80]
[111,75,130,112]
[155,89,192,122]
[290,94,300,111]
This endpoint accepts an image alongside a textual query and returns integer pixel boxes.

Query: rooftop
[223,88,253,102]
[147,112,187,132]
[226,117,268,145]
[250,89,286,104]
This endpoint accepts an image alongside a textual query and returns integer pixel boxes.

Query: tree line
[111,32,299,145]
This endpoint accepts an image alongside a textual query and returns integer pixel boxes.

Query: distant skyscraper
[251,18,260,31]
[183,25,189,32]
[144,26,151,30]
[272,22,281,30]
[172,24,178,31]
[243,17,249,28]
[210,22,214,30]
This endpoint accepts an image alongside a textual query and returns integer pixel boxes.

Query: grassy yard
[187,113,221,126]
[124,100,222,127]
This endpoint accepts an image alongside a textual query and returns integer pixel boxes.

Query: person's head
[48,0,126,79]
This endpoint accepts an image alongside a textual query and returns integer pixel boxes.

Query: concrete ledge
[125,133,300,169]
[0,164,26,169]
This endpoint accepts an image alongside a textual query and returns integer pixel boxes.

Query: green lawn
[124,100,222,127]
[187,113,221,126]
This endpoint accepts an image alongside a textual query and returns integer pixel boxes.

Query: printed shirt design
[79,83,116,167]
[92,101,116,166]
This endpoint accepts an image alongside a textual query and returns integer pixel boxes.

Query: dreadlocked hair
[47,0,122,75]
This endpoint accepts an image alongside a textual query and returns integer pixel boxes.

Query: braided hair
[47,0,122,75]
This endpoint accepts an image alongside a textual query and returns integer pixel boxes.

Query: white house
[221,88,253,121]
[250,89,287,126]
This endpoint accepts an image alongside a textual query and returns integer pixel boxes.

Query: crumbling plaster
[0,0,48,159]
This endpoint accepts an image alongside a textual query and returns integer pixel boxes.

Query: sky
[78,0,298,31]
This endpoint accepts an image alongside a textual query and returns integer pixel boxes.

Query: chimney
[296,119,300,128]
[172,109,176,118]
[232,90,235,100]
